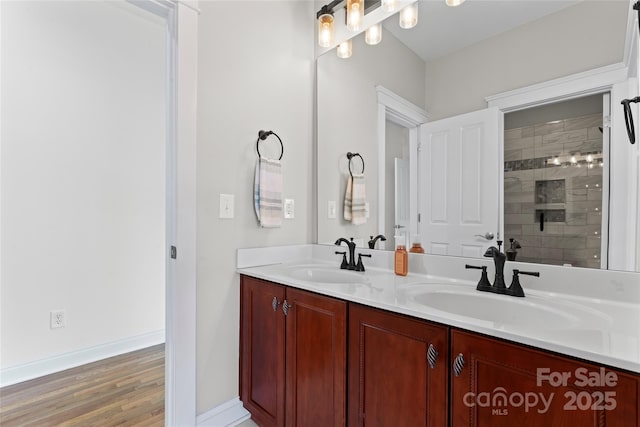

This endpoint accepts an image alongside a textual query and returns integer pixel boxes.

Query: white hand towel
[343,175,353,221]
[350,173,367,225]
[254,159,261,221]
[258,158,283,228]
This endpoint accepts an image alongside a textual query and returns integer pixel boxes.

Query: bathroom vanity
[237,245,640,427]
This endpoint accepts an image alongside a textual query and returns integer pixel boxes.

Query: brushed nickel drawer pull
[453,353,466,377]
[272,297,280,312]
[282,300,292,316]
[427,344,439,369]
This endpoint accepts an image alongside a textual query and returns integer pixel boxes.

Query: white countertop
[237,244,640,373]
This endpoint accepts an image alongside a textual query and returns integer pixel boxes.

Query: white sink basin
[402,285,610,329]
[286,266,369,284]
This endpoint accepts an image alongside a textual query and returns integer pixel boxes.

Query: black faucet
[368,234,387,249]
[335,237,357,270]
[484,241,507,294]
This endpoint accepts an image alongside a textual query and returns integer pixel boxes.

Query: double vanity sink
[247,259,634,366]
[237,245,640,426]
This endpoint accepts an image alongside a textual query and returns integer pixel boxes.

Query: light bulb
[399,3,418,29]
[553,157,560,166]
[365,24,382,45]
[318,13,334,48]
[347,0,364,32]
[586,154,593,163]
[337,40,352,59]
[382,0,398,12]
[570,155,577,164]
[446,0,466,6]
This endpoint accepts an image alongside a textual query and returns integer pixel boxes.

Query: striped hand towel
[350,173,367,225]
[254,159,261,221]
[258,158,283,228]
[344,173,367,225]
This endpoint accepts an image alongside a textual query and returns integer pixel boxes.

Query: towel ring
[256,130,284,160]
[347,152,364,176]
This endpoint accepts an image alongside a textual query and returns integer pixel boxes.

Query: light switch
[284,199,294,219]
[219,194,234,219]
[328,201,337,219]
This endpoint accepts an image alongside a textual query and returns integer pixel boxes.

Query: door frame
[128,1,198,425]
[376,86,429,249]
[486,62,637,271]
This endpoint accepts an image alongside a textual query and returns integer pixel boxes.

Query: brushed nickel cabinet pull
[453,353,466,377]
[282,300,292,316]
[272,297,281,312]
[427,344,439,369]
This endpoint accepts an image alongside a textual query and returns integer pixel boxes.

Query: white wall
[1,1,165,370]
[196,1,315,413]
[425,1,629,120]
[317,30,426,246]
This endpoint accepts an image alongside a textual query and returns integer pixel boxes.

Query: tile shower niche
[503,106,604,269]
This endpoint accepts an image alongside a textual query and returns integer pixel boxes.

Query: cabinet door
[451,329,640,427]
[348,304,448,427]
[285,287,346,427]
[240,276,286,427]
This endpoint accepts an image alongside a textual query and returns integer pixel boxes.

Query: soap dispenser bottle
[394,235,408,276]
[506,238,522,261]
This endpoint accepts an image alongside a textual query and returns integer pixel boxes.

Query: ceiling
[383,0,581,62]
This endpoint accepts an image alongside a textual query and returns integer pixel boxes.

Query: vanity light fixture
[365,23,382,45]
[318,8,335,48]
[382,0,398,12]
[399,3,418,29]
[446,0,466,6]
[347,0,365,31]
[337,39,353,58]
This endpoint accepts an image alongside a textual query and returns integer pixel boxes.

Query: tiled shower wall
[503,113,603,269]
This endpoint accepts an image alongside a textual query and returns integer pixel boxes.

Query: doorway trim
[376,86,429,248]
[128,1,199,425]
[486,61,638,271]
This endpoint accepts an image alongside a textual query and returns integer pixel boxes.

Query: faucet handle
[507,269,539,297]
[335,251,348,270]
[518,270,540,277]
[466,264,493,292]
[355,253,371,272]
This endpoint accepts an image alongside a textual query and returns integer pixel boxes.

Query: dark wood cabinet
[240,275,346,427]
[240,275,640,426]
[348,303,448,427]
[451,329,640,427]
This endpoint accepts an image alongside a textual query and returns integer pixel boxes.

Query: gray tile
[587,212,602,225]
[566,188,587,202]
[563,114,602,132]
[563,248,600,263]
[587,126,604,140]
[504,213,532,225]
[586,236,602,249]
[542,129,587,145]
[504,224,523,237]
[535,166,587,180]
[563,138,602,154]
[541,235,586,249]
[504,148,523,161]
[504,203,522,214]
[504,136,535,150]
[587,188,603,201]
[504,128,522,141]
[522,126,535,138]
[566,212,587,226]
[504,177,522,193]
[564,224,601,237]
[534,121,564,136]
[522,224,564,235]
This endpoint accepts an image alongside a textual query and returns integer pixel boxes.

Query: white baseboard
[0,330,165,388]
[197,397,251,427]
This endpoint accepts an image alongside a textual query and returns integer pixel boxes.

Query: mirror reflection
[316,0,639,271]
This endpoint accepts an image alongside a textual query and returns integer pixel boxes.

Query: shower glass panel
[503,95,606,268]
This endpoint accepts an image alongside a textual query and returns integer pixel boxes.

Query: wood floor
[0,344,164,426]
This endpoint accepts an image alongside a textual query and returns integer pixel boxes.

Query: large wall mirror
[316,0,640,272]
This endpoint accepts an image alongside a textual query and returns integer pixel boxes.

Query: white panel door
[394,157,410,234]
[419,107,502,258]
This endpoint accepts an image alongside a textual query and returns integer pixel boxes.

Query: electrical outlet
[284,199,294,219]
[50,310,65,329]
